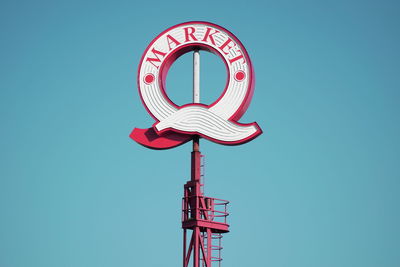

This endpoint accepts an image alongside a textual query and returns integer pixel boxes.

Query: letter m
[146,48,167,69]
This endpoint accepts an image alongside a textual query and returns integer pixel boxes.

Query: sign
[131,21,262,149]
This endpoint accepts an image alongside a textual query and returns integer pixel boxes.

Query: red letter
[166,34,181,51]
[219,38,236,55]
[146,48,167,69]
[202,27,219,46]
[184,27,197,42]
[229,50,246,64]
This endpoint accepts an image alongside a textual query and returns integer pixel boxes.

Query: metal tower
[182,51,229,267]
[182,137,229,267]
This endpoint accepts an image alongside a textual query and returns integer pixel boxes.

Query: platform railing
[182,196,229,224]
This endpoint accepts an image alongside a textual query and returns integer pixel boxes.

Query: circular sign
[131,21,262,149]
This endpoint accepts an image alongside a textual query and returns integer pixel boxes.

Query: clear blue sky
[1,0,399,266]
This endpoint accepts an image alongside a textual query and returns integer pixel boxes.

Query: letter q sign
[131,21,262,149]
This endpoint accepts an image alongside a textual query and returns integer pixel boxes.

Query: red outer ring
[136,21,255,122]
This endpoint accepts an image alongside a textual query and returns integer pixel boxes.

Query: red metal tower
[182,136,229,267]
[130,23,262,266]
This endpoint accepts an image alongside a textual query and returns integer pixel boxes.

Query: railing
[182,196,229,224]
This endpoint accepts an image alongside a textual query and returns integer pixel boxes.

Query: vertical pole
[192,49,200,161]
[207,228,212,264]
[193,50,200,104]
[193,50,201,267]
[192,49,201,181]
[194,227,199,267]
[183,229,187,267]
[183,49,204,267]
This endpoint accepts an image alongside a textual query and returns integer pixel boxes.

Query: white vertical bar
[193,50,200,103]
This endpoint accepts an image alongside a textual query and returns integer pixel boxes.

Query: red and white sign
[131,21,262,149]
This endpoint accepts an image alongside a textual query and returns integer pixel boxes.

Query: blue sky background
[1,0,399,266]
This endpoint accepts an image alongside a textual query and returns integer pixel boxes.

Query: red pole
[192,136,201,182]
[183,229,187,267]
[192,136,201,267]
